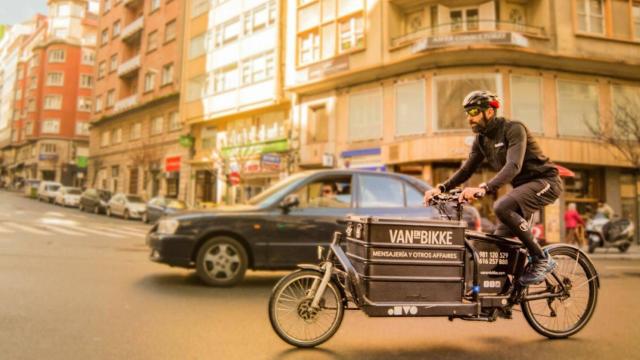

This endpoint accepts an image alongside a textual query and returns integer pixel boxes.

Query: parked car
[37,181,62,203]
[54,187,82,207]
[146,169,482,287]
[79,189,112,214]
[23,179,41,198]
[106,193,147,220]
[143,196,187,224]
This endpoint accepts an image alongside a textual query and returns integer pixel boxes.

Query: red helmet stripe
[489,100,500,109]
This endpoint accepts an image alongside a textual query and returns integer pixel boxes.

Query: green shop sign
[76,156,88,169]
[179,134,195,148]
[221,138,289,158]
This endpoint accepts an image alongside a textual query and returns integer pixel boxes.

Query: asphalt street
[1,191,639,360]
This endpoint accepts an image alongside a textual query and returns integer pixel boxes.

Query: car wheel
[123,209,130,220]
[196,236,248,287]
[94,206,100,215]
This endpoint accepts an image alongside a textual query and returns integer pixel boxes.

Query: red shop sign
[165,156,181,172]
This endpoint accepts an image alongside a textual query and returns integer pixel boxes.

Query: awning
[555,164,575,178]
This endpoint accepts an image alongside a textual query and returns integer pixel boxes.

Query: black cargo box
[345,216,467,303]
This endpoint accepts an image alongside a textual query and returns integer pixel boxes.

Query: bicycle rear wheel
[268,269,344,348]
[521,246,598,338]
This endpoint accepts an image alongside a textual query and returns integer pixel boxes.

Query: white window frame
[106,90,115,108]
[348,88,383,142]
[556,78,600,138]
[81,49,95,65]
[77,97,93,112]
[75,122,90,136]
[510,74,544,134]
[151,116,164,135]
[394,79,426,137]
[46,72,64,86]
[576,0,605,34]
[80,74,93,88]
[161,63,174,85]
[144,72,156,92]
[43,95,63,110]
[42,119,61,134]
[48,49,66,63]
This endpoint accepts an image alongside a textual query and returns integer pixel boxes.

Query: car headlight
[157,219,179,234]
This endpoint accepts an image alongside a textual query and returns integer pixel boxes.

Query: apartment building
[89,0,187,199]
[285,0,640,242]
[182,0,290,205]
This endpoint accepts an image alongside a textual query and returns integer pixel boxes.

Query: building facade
[182,0,291,206]
[89,0,188,200]
[285,0,640,242]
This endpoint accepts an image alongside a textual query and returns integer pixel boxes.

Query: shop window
[433,74,500,131]
[510,75,543,134]
[348,88,382,141]
[129,168,139,194]
[307,105,329,143]
[395,80,425,136]
[557,80,599,137]
[620,173,638,224]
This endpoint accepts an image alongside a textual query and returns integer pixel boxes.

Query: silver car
[106,193,147,220]
[54,187,82,207]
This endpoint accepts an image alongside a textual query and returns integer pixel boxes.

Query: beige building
[285,0,640,242]
[89,0,188,199]
[182,0,290,205]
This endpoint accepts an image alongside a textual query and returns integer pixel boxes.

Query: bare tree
[588,98,640,169]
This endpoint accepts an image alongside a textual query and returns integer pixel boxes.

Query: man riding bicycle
[423,90,563,285]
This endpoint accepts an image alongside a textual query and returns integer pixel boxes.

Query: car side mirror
[279,194,300,212]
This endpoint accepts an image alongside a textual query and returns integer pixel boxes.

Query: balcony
[123,0,143,8]
[121,17,143,43]
[391,20,546,49]
[117,55,141,78]
[115,95,138,112]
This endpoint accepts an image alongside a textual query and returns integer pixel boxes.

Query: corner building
[286,0,640,242]
[89,0,188,199]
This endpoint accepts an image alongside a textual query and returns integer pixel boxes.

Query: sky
[0,0,48,26]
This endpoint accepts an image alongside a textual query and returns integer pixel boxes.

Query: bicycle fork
[309,261,334,309]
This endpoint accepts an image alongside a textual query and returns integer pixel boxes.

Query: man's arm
[484,123,527,193]
[441,137,485,191]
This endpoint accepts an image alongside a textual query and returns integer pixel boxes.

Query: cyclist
[423,90,562,285]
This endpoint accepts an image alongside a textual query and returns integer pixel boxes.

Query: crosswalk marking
[0,226,13,233]
[4,222,50,235]
[45,226,86,236]
[66,225,124,238]
[93,226,146,237]
[0,220,151,238]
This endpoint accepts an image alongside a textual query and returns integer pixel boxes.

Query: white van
[37,181,62,203]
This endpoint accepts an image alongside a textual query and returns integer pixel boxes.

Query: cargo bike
[268,191,600,347]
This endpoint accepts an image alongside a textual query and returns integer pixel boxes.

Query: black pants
[493,177,563,258]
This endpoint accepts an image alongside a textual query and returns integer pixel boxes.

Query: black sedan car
[143,197,187,224]
[146,170,480,286]
[79,189,112,214]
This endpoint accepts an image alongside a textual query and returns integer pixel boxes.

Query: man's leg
[493,195,545,258]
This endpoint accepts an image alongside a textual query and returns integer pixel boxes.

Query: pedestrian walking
[564,203,585,247]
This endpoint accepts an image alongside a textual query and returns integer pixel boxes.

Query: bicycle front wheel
[268,269,344,348]
[521,246,598,338]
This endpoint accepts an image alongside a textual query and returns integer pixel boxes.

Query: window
[165,20,176,42]
[576,0,604,34]
[634,2,640,39]
[48,49,65,63]
[241,52,275,85]
[214,65,239,93]
[150,0,160,12]
[78,97,92,112]
[43,95,63,110]
[101,131,110,146]
[510,75,543,133]
[130,122,142,140]
[161,63,174,85]
[395,80,425,136]
[348,88,382,141]
[358,175,404,208]
[169,111,180,131]
[81,49,95,65]
[95,96,103,112]
[144,72,156,92]
[42,119,60,134]
[297,0,365,65]
[41,143,57,153]
[106,89,115,108]
[112,20,121,38]
[191,0,209,18]
[215,17,241,47]
[187,75,206,101]
[28,99,36,112]
[101,28,109,46]
[450,8,480,33]
[75,122,90,135]
[307,105,328,143]
[433,74,500,130]
[557,80,599,137]
[110,54,118,72]
[201,126,217,149]
[243,1,277,34]
[290,176,352,208]
[46,72,64,86]
[611,84,640,139]
[98,61,106,78]
[406,184,425,208]
[151,116,164,135]
[25,121,33,135]
[103,0,111,13]
[111,128,122,144]
[189,33,206,59]
[147,31,158,52]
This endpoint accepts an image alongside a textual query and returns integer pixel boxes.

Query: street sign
[229,171,241,186]
[165,156,181,172]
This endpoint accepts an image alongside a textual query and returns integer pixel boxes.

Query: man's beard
[470,119,486,134]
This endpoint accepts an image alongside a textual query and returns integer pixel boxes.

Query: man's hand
[458,187,486,203]
[423,188,442,206]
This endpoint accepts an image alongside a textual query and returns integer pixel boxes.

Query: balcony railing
[391,20,546,48]
[115,95,138,112]
[117,55,141,78]
[121,17,144,43]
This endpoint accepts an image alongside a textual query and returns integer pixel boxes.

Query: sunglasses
[322,188,333,194]
[465,108,482,116]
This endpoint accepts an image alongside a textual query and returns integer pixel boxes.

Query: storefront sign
[244,160,261,173]
[165,156,181,172]
[221,138,289,158]
[412,31,529,53]
[261,153,281,171]
[322,153,334,168]
[179,134,194,148]
[76,156,88,169]
[229,171,241,186]
[308,55,350,81]
[38,154,58,161]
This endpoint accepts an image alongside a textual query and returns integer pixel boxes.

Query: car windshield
[67,189,82,195]
[247,172,310,206]
[126,195,144,203]
[167,200,186,209]
[48,185,61,191]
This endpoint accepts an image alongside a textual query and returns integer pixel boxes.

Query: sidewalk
[584,245,640,260]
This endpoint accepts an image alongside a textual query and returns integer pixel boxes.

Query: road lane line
[3,222,50,235]
[66,225,124,238]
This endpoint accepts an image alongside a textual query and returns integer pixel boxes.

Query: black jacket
[442,117,558,193]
